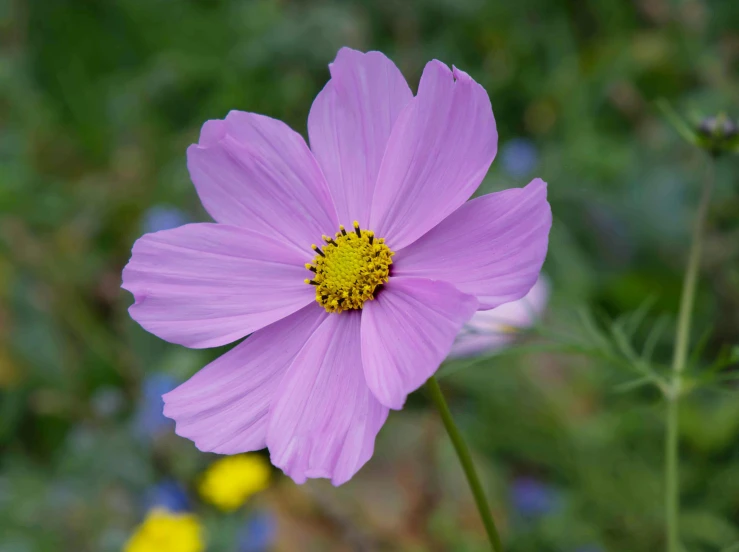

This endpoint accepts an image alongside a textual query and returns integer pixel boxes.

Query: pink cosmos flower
[122,48,552,486]
[449,275,550,358]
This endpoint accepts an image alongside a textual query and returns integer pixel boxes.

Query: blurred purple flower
[134,372,177,439]
[501,138,538,178]
[142,205,188,234]
[510,476,559,518]
[239,511,277,552]
[144,480,191,513]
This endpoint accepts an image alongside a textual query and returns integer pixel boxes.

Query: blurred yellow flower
[199,454,271,511]
[124,508,204,552]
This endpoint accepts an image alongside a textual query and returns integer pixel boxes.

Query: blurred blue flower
[134,372,177,439]
[142,205,188,233]
[239,511,277,552]
[144,480,190,513]
[510,476,559,518]
[500,138,538,178]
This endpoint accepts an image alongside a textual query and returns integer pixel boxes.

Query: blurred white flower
[449,276,550,358]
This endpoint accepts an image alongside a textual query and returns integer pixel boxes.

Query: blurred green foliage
[2,0,739,551]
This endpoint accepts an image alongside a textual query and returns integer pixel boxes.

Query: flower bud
[695,114,739,156]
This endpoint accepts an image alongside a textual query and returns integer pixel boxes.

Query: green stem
[426,376,504,552]
[665,392,679,552]
[666,158,715,552]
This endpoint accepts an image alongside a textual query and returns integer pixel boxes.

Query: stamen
[305,224,394,313]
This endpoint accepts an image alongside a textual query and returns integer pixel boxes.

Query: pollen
[305,221,394,313]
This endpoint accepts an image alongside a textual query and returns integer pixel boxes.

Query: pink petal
[361,278,478,409]
[122,223,314,348]
[393,179,552,310]
[266,311,389,486]
[308,48,412,228]
[369,62,497,250]
[162,304,327,454]
[187,112,338,253]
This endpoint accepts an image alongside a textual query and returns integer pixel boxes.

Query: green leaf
[655,98,699,147]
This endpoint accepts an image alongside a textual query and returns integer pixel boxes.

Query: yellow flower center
[305,221,394,313]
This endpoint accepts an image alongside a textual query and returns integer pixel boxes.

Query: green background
[2,0,739,550]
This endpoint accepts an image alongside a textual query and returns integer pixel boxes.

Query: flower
[144,480,191,513]
[509,476,560,518]
[500,138,539,178]
[238,511,277,552]
[199,454,271,511]
[142,205,189,234]
[122,47,551,485]
[449,276,549,358]
[124,508,204,552]
[134,372,177,440]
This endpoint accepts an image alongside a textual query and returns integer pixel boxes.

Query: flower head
[501,138,539,178]
[449,276,549,358]
[510,476,560,518]
[144,480,190,513]
[239,511,277,552]
[134,372,177,440]
[199,454,271,511]
[122,47,551,485]
[142,205,189,234]
[124,509,204,552]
